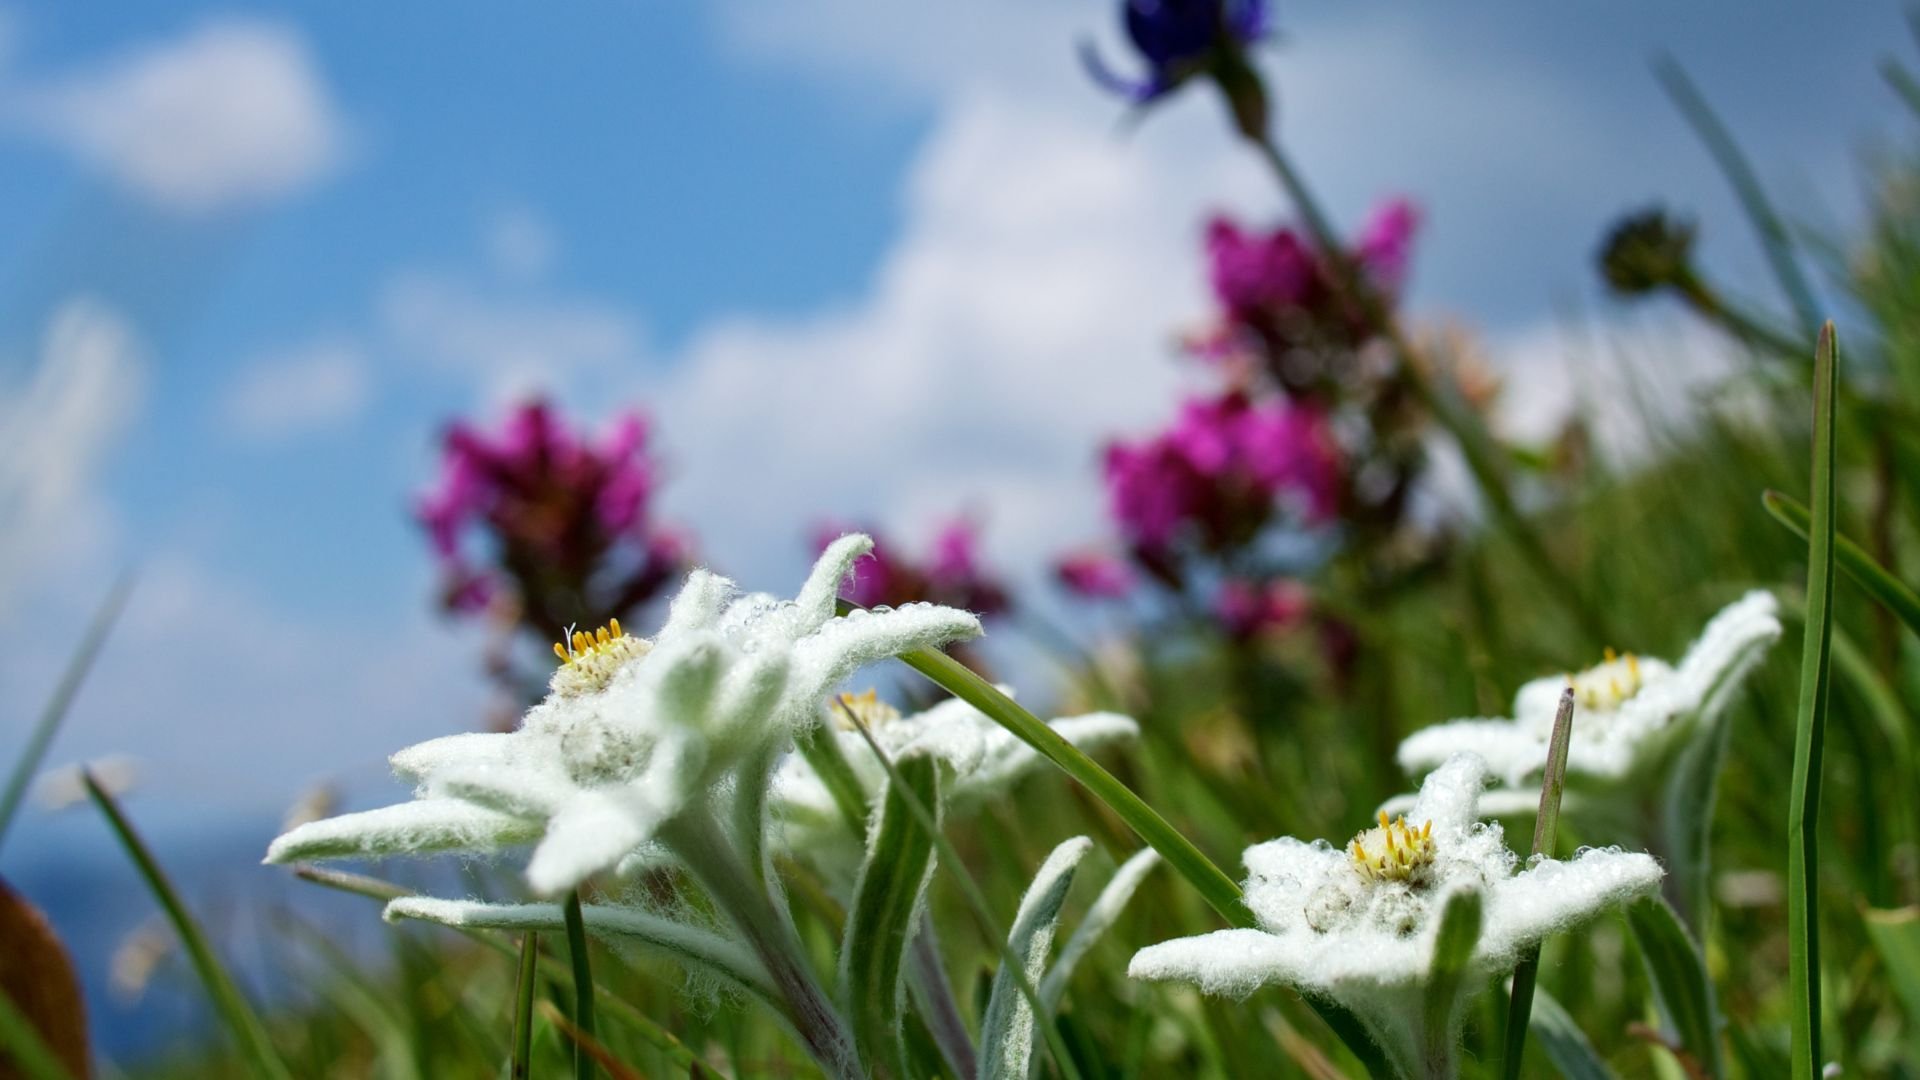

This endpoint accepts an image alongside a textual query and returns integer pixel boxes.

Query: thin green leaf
[881,619,1392,1077]
[1037,848,1160,1014]
[1655,56,1823,341]
[562,891,598,1080]
[509,930,538,1080]
[1627,896,1724,1080]
[839,754,941,1080]
[1504,688,1576,1078]
[1421,888,1484,1080]
[0,574,132,854]
[84,771,291,1080]
[979,837,1089,1080]
[1762,489,1920,640]
[0,991,73,1080]
[1787,322,1838,1079]
[1862,906,1920,1062]
[1524,985,1616,1080]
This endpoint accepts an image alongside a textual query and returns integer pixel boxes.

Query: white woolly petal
[709,651,793,747]
[1129,929,1303,998]
[1480,848,1664,963]
[1397,719,1549,788]
[390,732,523,788]
[1379,785,1559,822]
[795,533,874,632]
[1407,753,1491,837]
[265,799,538,864]
[1241,838,1348,933]
[525,788,668,895]
[434,755,578,820]
[788,603,982,701]
[658,568,735,642]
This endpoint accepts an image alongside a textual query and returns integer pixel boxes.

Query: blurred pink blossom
[1214,577,1311,639]
[1054,551,1136,599]
[810,517,1010,616]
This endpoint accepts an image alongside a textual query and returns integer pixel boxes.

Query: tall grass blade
[1763,489,1920,640]
[509,930,539,1080]
[0,574,132,854]
[83,770,291,1080]
[1524,985,1616,1080]
[1655,56,1823,341]
[1502,688,1577,1078]
[1627,896,1724,1080]
[839,753,940,1079]
[562,891,598,1080]
[1786,322,1839,1079]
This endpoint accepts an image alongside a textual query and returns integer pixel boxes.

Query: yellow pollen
[1570,647,1646,710]
[1348,813,1438,884]
[549,618,650,696]
[832,688,902,730]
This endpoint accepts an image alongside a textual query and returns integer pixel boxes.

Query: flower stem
[562,890,598,1080]
[660,804,862,1080]
[1501,688,1577,1078]
[510,930,538,1079]
[1247,131,1613,649]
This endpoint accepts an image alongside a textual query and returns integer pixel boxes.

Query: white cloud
[221,340,371,442]
[485,205,559,281]
[381,271,651,399]
[7,19,350,213]
[0,299,142,611]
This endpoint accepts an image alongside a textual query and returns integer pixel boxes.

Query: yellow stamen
[1348,813,1438,884]
[549,618,650,696]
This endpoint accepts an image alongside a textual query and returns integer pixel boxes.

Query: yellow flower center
[831,688,901,731]
[1348,811,1436,884]
[1568,647,1644,711]
[550,619,651,697]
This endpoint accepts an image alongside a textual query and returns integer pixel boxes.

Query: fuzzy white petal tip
[264,799,538,865]
[1129,929,1293,999]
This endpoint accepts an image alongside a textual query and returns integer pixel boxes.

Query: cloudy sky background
[0,2,1905,860]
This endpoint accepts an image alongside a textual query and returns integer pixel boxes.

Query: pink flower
[1103,437,1205,549]
[809,517,1010,616]
[1356,198,1420,293]
[1055,551,1135,599]
[1205,216,1315,317]
[1214,577,1310,639]
[1238,401,1341,522]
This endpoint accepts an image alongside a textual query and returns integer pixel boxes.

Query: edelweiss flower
[1397,591,1781,790]
[1129,753,1661,1077]
[265,535,982,895]
[773,689,1139,874]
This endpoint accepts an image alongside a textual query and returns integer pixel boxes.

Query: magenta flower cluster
[416,400,688,630]
[811,516,1011,618]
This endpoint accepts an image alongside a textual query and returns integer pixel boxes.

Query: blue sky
[0,1,1907,842]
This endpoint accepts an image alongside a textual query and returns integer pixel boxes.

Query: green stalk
[1654,56,1824,342]
[795,722,872,833]
[1501,688,1577,1078]
[1763,490,1920,640]
[885,630,1247,929]
[0,991,74,1080]
[1247,133,1611,648]
[1787,323,1839,1078]
[83,771,290,1080]
[563,891,598,1080]
[510,931,539,1079]
[0,575,132,853]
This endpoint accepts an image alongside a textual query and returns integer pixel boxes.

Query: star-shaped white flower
[1128,753,1661,1075]
[1396,591,1781,789]
[265,535,983,895]
[773,689,1138,874]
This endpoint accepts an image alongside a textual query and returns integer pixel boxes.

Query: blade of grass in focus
[562,891,598,1080]
[509,930,539,1080]
[1763,489,1920,639]
[84,769,292,1080]
[1502,687,1577,1078]
[0,574,133,854]
[1787,322,1839,1079]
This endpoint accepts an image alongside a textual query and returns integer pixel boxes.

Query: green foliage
[840,755,941,1079]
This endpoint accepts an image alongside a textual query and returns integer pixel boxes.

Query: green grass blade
[1422,888,1484,1078]
[1627,896,1724,1080]
[509,930,539,1080]
[1654,56,1823,341]
[882,630,1246,929]
[1862,906,1920,1062]
[0,575,132,854]
[884,628,1393,1075]
[0,991,74,1080]
[1524,985,1616,1080]
[839,754,940,1079]
[562,891,598,1080]
[1762,489,1920,639]
[83,771,291,1080]
[1787,322,1838,1079]
[1503,688,1576,1078]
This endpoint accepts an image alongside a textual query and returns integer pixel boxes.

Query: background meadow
[1,2,1917,1077]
